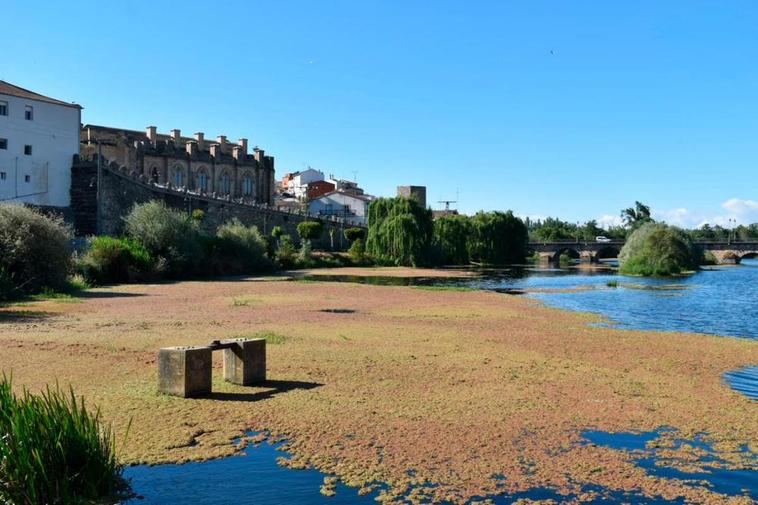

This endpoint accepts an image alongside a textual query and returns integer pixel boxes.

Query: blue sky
[3,1,758,227]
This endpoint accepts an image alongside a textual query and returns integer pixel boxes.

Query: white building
[288,167,324,199]
[0,81,81,207]
[327,176,364,195]
[308,190,373,225]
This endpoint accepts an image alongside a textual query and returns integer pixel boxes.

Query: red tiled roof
[0,80,82,109]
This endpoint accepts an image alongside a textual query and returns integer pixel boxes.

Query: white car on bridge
[595,236,612,243]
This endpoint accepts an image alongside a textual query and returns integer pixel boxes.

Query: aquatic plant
[0,375,126,504]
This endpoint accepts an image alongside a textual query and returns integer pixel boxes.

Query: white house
[308,190,373,225]
[288,167,324,199]
[0,81,82,207]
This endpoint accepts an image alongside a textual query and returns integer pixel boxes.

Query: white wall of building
[289,168,324,199]
[308,192,370,224]
[0,93,81,207]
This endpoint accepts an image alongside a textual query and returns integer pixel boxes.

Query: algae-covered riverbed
[0,267,756,504]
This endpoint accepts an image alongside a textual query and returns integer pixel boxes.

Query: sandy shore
[0,267,756,504]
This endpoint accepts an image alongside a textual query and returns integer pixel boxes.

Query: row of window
[165,168,255,195]
[0,101,33,120]
[0,138,32,154]
[0,171,31,182]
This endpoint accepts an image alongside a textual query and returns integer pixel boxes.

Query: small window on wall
[24,175,31,183]
[24,145,32,155]
[25,106,33,120]
[243,176,253,196]
[0,172,6,181]
[0,138,7,149]
[0,101,7,116]
[222,173,231,194]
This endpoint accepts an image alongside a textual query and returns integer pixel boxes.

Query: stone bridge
[529,240,758,264]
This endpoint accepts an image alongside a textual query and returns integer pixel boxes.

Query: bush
[271,226,284,239]
[348,238,367,264]
[297,221,324,241]
[204,219,272,275]
[619,222,701,276]
[432,215,471,265]
[79,236,155,284]
[275,235,297,269]
[0,375,125,504]
[344,227,366,242]
[0,204,72,298]
[123,201,201,277]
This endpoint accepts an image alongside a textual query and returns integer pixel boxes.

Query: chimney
[253,147,265,162]
[171,129,181,142]
[146,126,157,145]
[194,132,205,151]
[238,138,248,155]
[216,135,227,154]
[210,143,221,158]
[233,145,243,161]
[186,140,197,156]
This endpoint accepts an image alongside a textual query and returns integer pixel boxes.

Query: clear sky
[3,1,758,227]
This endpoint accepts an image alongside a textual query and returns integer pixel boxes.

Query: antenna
[351,170,358,182]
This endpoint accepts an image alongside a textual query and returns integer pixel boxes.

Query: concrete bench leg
[158,346,212,397]
[223,338,266,386]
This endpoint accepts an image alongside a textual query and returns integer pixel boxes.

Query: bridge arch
[739,252,758,264]
[551,247,580,264]
[593,245,621,262]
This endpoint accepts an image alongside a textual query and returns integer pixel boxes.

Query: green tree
[467,211,528,265]
[432,214,471,265]
[366,197,434,266]
[621,201,653,229]
[296,221,324,242]
[619,222,701,276]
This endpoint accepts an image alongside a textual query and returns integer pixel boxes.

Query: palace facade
[81,125,274,204]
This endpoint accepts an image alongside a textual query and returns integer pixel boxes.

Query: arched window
[221,172,231,194]
[197,170,208,191]
[243,173,254,196]
[174,166,184,187]
[150,166,159,183]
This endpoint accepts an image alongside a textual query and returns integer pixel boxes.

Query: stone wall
[69,157,364,251]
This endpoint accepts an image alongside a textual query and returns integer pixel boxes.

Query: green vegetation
[123,201,201,277]
[619,223,701,276]
[621,201,653,230]
[205,219,272,275]
[432,214,471,265]
[527,217,626,242]
[467,211,528,265]
[344,227,366,242]
[240,330,287,345]
[0,204,72,299]
[0,376,125,504]
[275,235,298,269]
[366,197,434,266]
[79,236,155,284]
[297,221,324,242]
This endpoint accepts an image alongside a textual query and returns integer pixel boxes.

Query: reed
[0,375,126,504]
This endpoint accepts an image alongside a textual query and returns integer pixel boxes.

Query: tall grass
[0,375,126,504]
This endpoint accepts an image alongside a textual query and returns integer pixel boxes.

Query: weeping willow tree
[432,215,472,265]
[366,197,434,266]
[467,211,528,265]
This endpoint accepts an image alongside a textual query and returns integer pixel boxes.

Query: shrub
[619,222,701,276]
[348,238,367,264]
[79,236,155,284]
[0,204,72,298]
[0,375,125,504]
[702,250,718,265]
[205,219,272,275]
[271,226,284,239]
[191,209,205,222]
[275,235,297,269]
[344,227,366,242]
[297,221,324,241]
[123,201,201,277]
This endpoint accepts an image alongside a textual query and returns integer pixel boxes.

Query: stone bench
[158,338,266,398]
